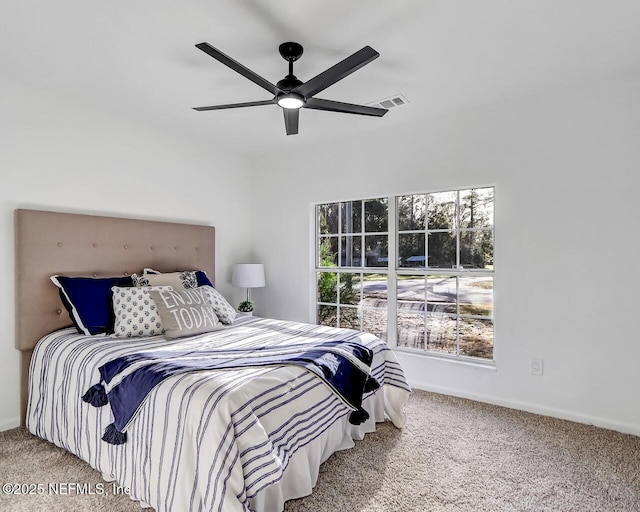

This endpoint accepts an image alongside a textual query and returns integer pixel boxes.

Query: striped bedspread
[27,317,411,512]
[86,340,380,444]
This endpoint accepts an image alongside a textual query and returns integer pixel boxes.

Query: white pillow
[111,285,172,337]
[199,286,237,325]
[131,271,197,289]
[135,268,214,288]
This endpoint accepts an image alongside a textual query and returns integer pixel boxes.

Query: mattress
[27,316,410,512]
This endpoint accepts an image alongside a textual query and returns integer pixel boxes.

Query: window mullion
[456,190,460,270]
[359,272,364,331]
[456,276,460,355]
[455,191,460,355]
[387,195,397,347]
[337,203,342,268]
[336,273,341,328]
[312,205,319,323]
[425,193,429,271]
[423,274,428,351]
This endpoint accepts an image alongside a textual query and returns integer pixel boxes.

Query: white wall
[0,78,253,430]
[248,76,640,435]
[3,74,639,436]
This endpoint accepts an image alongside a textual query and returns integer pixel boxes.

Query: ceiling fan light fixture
[277,94,305,109]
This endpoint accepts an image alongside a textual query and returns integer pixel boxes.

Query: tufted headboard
[14,209,215,424]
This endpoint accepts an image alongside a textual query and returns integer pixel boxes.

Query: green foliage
[397,195,425,230]
[317,203,339,234]
[318,239,336,303]
[318,241,358,303]
[238,300,254,312]
[339,273,356,304]
[317,239,360,325]
[459,189,494,268]
[397,189,494,269]
[364,198,388,232]
[342,200,362,233]
[427,195,455,229]
[460,231,493,268]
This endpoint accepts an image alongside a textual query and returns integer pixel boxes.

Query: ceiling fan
[193,41,388,136]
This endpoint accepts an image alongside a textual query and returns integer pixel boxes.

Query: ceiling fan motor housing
[277,75,303,91]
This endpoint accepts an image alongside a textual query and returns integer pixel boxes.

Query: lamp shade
[231,264,265,288]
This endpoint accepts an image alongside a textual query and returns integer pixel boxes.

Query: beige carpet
[1,390,638,511]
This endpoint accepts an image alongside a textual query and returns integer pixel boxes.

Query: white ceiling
[3,1,640,155]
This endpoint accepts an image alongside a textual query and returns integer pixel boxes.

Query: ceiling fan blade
[283,109,299,135]
[304,98,387,117]
[193,99,276,111]
[196,42,281,96]
[292,46,380,99]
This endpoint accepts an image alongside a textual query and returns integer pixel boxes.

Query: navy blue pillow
[50,275,133,335]
[196,270,213,287]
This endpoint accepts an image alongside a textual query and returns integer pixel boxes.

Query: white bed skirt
[251,387,391,512]
[112,386,402,512]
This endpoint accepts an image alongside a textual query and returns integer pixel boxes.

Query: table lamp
[231,263,265,313]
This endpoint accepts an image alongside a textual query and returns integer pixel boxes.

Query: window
[396,188,494,359]
[315,187,494,362]
[316,198,389,340]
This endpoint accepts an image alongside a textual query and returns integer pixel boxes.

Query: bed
[15,209,410,512]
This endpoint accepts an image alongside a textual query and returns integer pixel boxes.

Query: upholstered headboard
[15,209,215,424]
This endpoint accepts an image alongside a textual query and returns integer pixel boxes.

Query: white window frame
[313,186,495,366]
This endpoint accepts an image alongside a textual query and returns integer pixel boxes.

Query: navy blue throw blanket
[83,340,380,445]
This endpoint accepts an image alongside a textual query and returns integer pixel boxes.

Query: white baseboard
[409,380,640,438]
[0,416,20,432]
[2,386,636,437]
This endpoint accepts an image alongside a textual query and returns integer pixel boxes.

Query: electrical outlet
[531,358,543,376]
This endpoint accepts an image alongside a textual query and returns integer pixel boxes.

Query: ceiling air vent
[367,94,409,110]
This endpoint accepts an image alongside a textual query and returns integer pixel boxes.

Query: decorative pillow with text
[149,287,222,339]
